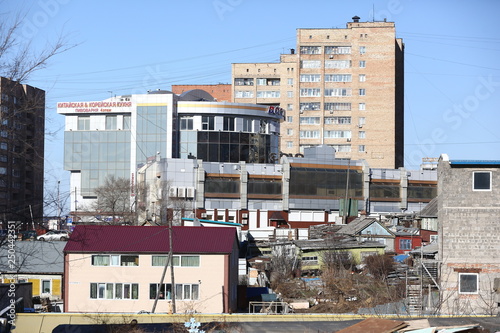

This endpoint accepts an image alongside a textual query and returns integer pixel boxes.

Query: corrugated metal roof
[63,225,237,254]
[0,241,66,274]
[450,160,500,166]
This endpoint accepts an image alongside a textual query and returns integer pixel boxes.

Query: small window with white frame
[473,171,491,191]
[459,273,478,294]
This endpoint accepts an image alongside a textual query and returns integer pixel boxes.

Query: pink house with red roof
[63,225,239,313]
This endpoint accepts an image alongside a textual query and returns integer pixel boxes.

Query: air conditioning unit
[242,213,248,218]
[177,187,186,198]
[186,187,195,198]
[299,110,304,114]
[358,124,363,128]
[330,110,334,114]
[168,186,177,197]
[347,138,351,142]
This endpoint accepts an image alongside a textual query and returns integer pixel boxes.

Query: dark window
[459,273,478,294]
[473,171,491,190]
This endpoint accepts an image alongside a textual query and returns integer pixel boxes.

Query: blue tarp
[393,254,409,262]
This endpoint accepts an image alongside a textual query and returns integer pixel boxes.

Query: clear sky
[3,0,500,214]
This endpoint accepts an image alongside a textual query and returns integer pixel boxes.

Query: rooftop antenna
[372,4,375,22]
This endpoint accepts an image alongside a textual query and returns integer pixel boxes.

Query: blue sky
[4,0,500,214]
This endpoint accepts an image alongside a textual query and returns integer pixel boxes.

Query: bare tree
[0,10,76,228]
[93,175,134,224]
[0,11,76,82]
[138,179,189,226]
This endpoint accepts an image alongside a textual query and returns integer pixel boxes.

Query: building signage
[57,101,132,113]
[267,106,285,118]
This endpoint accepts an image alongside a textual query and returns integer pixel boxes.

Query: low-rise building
[63,225,239,313]
[0,241,65,300]
[438,154,500,315]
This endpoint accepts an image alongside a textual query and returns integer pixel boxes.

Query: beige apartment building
[232,16,404,168]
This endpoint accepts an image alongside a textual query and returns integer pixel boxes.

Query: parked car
[37,230,70,241]
[19,230,38,240]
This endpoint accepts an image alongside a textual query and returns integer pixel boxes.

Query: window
[120,255,139,266]
[301,60,321,68]
[180,284,199,300]
[180,117,193,130]
[324,130,351,139]
[359,89,366,96]
[300,46,321,54]
[430,235,438,243]
[92,255,110,266]
[202,116,215,130]
[358,145,366,152]
[149,283,172,299]
[286,141,293,148]
[360,46,366,54]
[105,115,117,130]
[359,61,366,68]
[92,254,139,266]
[42,280,51,294]
[359,74,366,82]
[287,128,293,135]
[358,131,366,139]
[256,78,266,86]
[152,255,200,267]
[325,60,351,69]
[358,117,366,126]
[300,130,319,138]
[287,116,293,123]
[77,116,90,130]
[399,239,412,250]
[459,273,478,294]
[301,256,318,262]
[287,91,293,98]
[91,282,138,299]
[300,102,321,111]
[325,74,351,82]
[325,88,351,97]
[300,88,321,97]
[257,91,280,98]
[473,171,491,191]
[324,103,351,111]
[259,120,267,134]
[287,104,293,111]
[287,78,294,85]
[234,78,254,86]
[324,117,351,125]
[0,155,6,162]
[300,74,321,82]
[359,103,366,110]
[300,117,320,125]
[242,118,252,132]
[325,46,351,54]
[234,91,253,98]
[223,117,235,131]
[123,115,131,130]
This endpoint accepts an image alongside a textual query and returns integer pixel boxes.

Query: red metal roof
[63,225,238,254]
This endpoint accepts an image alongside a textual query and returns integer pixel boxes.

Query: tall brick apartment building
[0,77,45,226]
[232,16,404,169]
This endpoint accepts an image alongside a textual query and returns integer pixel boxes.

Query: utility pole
[169,216,176,313]
[343,160,351,224]
[57,181,61,229]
